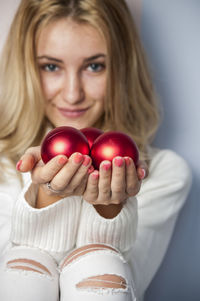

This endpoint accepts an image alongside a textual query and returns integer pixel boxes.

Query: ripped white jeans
[0,244,137,301]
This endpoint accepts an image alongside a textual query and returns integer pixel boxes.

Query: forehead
[36,18,107,56]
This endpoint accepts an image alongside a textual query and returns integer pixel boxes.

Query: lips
[57,107,89,118]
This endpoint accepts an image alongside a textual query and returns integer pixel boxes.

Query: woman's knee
[61,244,127,289]
[0,246,59,301]
[60,243,135,300]
[61,243,119,268]
[6,257,52,276]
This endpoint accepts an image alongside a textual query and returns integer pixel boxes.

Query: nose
[61,71,84,104]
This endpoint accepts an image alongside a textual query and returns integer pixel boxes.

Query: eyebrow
[37,56,62,63]
[84,54,106,62]
[36,54,106,63]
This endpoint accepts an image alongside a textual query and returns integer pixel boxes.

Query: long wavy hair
[0,0,160,180]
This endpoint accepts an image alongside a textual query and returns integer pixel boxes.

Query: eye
[87,63,105,72]
[41,64,59,72]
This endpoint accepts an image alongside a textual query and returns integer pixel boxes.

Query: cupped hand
[83,156,148,206]
[17,146,93,198]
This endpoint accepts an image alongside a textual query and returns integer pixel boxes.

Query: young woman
[0,0,192,300]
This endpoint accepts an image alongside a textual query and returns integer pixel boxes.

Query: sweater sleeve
[10,180,82,254]
[0,160,22,256]
[76,149,192,300]
[76,195,138,252]
[0,192,14,255]
[124,149,192,300]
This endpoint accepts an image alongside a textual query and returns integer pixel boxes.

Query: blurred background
[1,0,200,300]
[127,1,200,300]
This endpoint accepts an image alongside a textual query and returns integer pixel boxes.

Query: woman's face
[36,19,107,129]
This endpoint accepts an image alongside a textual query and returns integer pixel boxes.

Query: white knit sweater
[0,147,192,300]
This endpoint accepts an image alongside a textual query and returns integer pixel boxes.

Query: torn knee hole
[7,259,52,276]
[61,244,119,269]
[76,274,127,290]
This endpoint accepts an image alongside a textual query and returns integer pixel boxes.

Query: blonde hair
[0,0,160,179]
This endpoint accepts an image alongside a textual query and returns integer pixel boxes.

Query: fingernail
[124,157,131,166]
[16,160,22,171]
[73,153,83,164]
[102,161,111,171]
[114,157,124,167]
[82,156,91,166]
[88,165,94,174]
[92,171,99,180]
[139,168,146,180]
[58,156,68,165]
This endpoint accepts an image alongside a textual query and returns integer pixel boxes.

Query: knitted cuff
[76,197,138,253]
[10,181,82,253]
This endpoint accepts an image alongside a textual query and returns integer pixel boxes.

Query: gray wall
[0,0,19,55]
[139,1,200,300]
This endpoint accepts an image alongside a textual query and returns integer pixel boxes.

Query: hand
[83,156,148,206]
[17,146,93,198]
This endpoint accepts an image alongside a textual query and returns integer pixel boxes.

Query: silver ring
[46,182,61,193]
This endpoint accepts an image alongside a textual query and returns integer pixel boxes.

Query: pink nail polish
[82,156,91,166]
[124,157,131,166]
[139,168,146,180]
[73,153,83,164]
[58,156,68,165]
[92,171,99,180]
[16,160,22,171]
[88,165,94,174]
[102,162,111,171]
[114,157,124,167]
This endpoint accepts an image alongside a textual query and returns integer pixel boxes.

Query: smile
[57,107,89,118]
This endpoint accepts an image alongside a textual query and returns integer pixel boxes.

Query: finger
[111,157,126,204]
[49,152,84,191]
[31,155,68,184]
[137,160,149,180]
[83,170,99,203]
[98,161,112,204]
[73,173,88,195]
[67,155,92,190]
[16,146,41,172]
[88,165,95,174]
[124,157,141,196]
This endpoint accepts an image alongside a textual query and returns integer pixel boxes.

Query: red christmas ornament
[41,126,90,164]
[90,131,139,170]
[80,127,104,149]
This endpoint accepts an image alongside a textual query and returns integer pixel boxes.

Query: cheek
[40,75,60,100]
[86,77,106,103]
